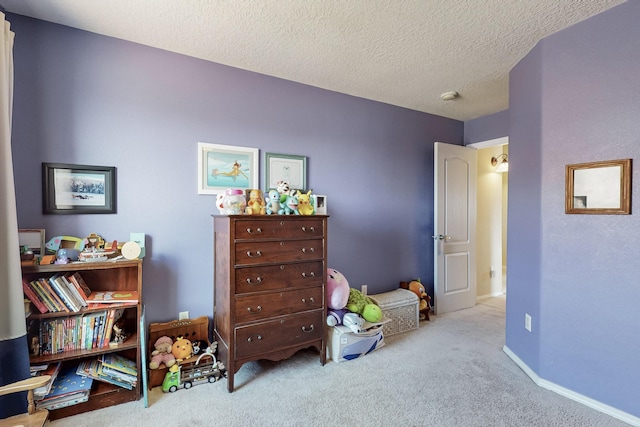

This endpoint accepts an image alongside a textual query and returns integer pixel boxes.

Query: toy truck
[161,352,226,392]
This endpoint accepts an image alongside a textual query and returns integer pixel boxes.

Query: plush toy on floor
[150,336,176,369]
[326,268,350,310]
[401,279,432,320]
[346,288,382,323]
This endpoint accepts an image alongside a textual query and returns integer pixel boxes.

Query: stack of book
[23,270,140,314]
[36,363,93,410]
[36,308,125,355]
[31,362,62,401]
[76,354,137,390]
[22,272,94,314]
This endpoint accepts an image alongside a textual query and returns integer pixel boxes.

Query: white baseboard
[476,291,505,301]
[503,346,639,427]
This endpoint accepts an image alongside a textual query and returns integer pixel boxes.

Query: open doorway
[469,138,508,300]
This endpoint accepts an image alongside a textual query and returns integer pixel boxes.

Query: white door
[433,142,477,314]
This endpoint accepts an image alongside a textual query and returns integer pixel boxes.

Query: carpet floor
[48,297,630,426]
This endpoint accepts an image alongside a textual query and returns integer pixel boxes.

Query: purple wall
[463,109,508,145]
[508,1,640,418]
[7,14,462,325]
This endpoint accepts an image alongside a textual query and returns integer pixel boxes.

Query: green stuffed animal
[346,288,383,323]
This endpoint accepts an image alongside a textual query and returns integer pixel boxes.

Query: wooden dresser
[213,215,328,392]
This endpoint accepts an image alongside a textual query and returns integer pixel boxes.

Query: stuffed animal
[346,288,383,323]
[401,279,432,320]
[265,189,281,215]
[150,336,176,369]
[296,190,315,215]
[279,194,299,215]
[246,189,266,215]
[191,339,208,356]
[172,335,193,362]
[326,308,349,326]
[276,181,291,198]
[326,268,350,310]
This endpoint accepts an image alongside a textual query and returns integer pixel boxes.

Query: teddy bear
[149,336,176,369]
[401,279,432,320]
[346,288,382,323]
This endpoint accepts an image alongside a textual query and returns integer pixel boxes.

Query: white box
[327,325,384,363]
[369,289,419,336]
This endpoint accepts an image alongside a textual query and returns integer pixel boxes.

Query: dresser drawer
[234,219,324,240]
[235,261,323,294]
[235,287,323,324]
[234,310,324,359]
[235,239,324,266]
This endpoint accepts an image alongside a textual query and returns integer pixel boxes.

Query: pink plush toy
[326,268,350,310]
[149,336,176,370]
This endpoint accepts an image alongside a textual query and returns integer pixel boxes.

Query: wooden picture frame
[197,142,259,195]
[565,159,631,214]
[42,163,116,214]
[265,152,307,191]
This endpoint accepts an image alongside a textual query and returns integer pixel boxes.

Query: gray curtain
[0,11,30,418]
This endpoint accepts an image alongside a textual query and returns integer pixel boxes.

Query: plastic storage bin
[369,289,419,336]
[327,325,384,363]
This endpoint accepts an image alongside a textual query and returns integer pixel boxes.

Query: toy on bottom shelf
[346,288,383,323]
[162,343,226,392]
[149,336,176,370]
[171,336,194,363]
[401,279,432,320]
[326,308,349,326]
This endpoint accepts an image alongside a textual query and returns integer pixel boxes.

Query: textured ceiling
[0,0,626,121]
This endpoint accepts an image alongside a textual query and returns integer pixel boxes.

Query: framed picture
[314,194,327,215]
[198,142,259,195]
[565,158,631,214]
[265,152,307,191]
[42,163,116,214]
[18,229,45,255]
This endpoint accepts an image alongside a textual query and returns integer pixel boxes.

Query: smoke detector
[440,91,459,101]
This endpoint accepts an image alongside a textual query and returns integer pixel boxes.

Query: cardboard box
[327,325,384,363]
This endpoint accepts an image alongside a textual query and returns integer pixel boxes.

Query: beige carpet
[49,297,629,427]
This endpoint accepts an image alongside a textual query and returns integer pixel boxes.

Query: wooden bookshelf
[22,259,142,420]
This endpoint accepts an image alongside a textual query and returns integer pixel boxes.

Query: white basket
[369,289,419,336]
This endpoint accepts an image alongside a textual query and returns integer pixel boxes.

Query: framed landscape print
[42,163,117,214]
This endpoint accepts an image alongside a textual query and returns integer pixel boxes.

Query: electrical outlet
[525,313,532,332]
[179,311,189,320]
[361,284,368,295]
[490,267,496,278]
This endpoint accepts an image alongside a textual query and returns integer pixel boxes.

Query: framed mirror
[565,159,631,214]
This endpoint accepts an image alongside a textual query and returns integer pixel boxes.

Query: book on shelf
[60,274,87,308]
[101,353,137,377]
[30,279,59,312]
[38,277,69,313]
[32,362,61,400]
[22,279,48,314]
[67,271,93,300]
[37,363,92,410]
[49,273,82,312]
[77,358,134,390]
[85,290,139,304]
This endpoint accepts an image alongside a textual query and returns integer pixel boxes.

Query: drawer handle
[246,227,263,234]
[301,226,315,232]
[301,272,315,278]
[246,276,263,285]
[247,334,263,342]
[301,247,315,254]
[247,305,262,313]
[301,325,315,333]
[246,250,262,257]
[301,297,315,304]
